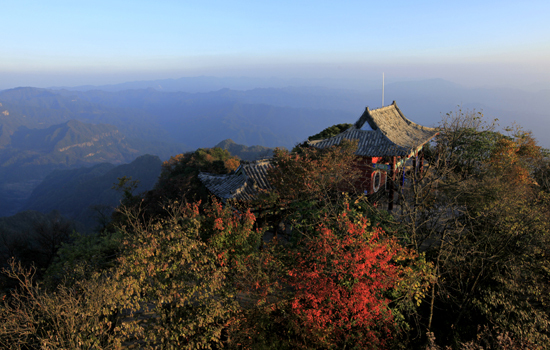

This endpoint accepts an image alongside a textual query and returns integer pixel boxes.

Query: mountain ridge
[21,154,163,230]
[213,139,275,161]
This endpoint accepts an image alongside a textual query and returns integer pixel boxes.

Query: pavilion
[308,101,439,209]
[199,101,438,210]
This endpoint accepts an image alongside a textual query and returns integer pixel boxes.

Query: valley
[0,78,548,232]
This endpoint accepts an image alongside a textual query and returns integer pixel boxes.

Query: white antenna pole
[382,72,384,107]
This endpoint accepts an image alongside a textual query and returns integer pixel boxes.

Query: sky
[2,0,550,89]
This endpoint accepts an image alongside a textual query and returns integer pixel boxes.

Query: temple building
[308,101,438,209]
[199,101,438,210]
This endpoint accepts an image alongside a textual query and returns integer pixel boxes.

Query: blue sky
[2,0,549,88]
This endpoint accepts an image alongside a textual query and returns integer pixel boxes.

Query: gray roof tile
[200,102,438,200]
[309,101,438,157]
[198,159,273,201]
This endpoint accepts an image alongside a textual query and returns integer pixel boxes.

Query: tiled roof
[198,159,273,201]
[309,101,438,157]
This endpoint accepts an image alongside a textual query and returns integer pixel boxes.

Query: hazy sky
[2,0,549,89]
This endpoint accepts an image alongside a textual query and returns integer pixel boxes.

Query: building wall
[355,157,387,195]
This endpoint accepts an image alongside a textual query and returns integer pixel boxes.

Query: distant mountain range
[48,76,384,94]
[0,87,185,153]
[0,118,144,217]
[3,119,137,168]
[0,86,356,151]
[1,77,549,224]
[20,154,163,230]
[4,80,549,150]
[41,76,550,148]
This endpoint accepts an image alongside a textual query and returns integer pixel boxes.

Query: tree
[292,123,353,152]
[254,141,434,348]
[115,198,267,349]
[261,139,364,242]
[391,109,550,348]
[0,259,129,350]
[285,201,432,349]
[108,147,241,229]
[154,147,240,204]
[136,147,240,217]
[0,211,74,277]
[308,123,353,141]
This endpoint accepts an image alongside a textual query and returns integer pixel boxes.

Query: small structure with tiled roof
[308,101,437,158]
[199,102,437,210]
[198,159,272,202]
[309,101,438,209]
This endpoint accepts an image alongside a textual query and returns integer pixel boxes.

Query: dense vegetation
[1,110,549,349]
[213,139,274,161]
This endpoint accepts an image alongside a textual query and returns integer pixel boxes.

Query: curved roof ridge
[313,101,439,157]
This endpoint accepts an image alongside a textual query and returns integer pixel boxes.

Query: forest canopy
[1,110,549,349]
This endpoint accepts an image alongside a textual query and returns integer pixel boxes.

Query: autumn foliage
[488,129,543,186]
[287,206,417,348]
[152,147,240,204]
[5,112,550,349]
[268,139,362,204]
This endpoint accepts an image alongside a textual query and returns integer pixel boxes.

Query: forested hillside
[0,119,143,216]
[0,88,177,151]
[1,110,548,349]
[21,154,163,230]
[3,120,137,167]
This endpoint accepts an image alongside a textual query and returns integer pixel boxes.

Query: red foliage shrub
[286,205,413,349]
